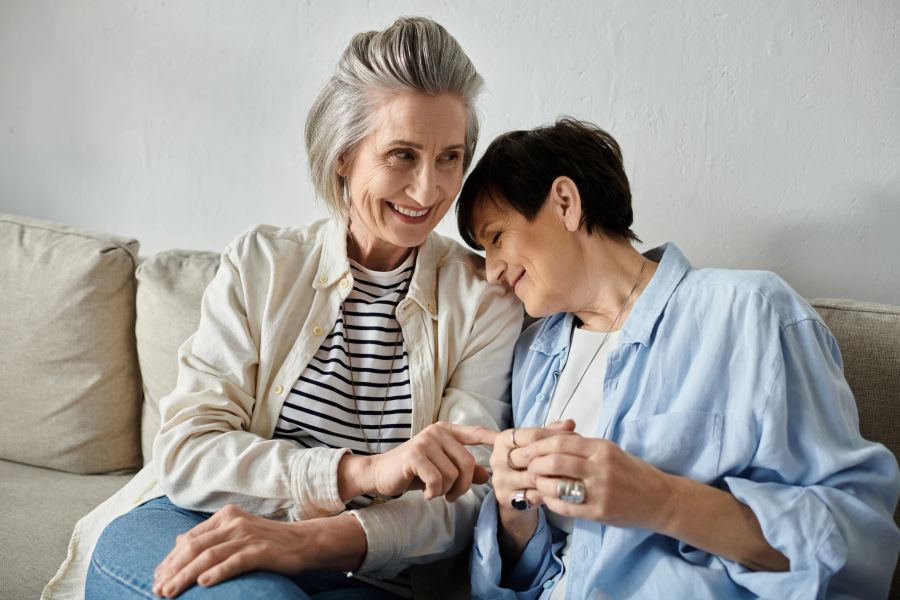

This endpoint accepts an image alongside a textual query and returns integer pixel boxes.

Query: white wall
[2,0,898,304]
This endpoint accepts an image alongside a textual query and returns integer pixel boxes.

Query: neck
[572,237,656,332]
[347,220,413,271]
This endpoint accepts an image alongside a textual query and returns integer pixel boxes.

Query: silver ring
[510,428,519,448]
[511,489,529,511]
[557,479,586,504]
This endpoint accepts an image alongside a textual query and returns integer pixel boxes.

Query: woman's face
[339,91,468,258]
[473,193,580,318]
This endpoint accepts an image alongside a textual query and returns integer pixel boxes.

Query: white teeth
[390,202,429,218]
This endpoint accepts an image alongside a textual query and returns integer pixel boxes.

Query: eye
[390,149,416,161]
[439,151,462,164]
[491,230,502,248]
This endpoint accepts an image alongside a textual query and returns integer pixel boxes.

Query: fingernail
[163,583,174,597]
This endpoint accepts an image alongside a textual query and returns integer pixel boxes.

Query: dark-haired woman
[458,118,900,599]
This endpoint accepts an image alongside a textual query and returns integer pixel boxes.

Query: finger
[197,544,262,589]
[446,423,499,447]
[519,433,599,461]
[154,506,236,577]
[527,454,588,479]
[424,444,461,498]
[154,522,235,593]
[509,425,578,448]
[415,459,445,500]
[545,419,576,431]
[437,428,481,501]
[472,464,490,485]
[159,538,247,598]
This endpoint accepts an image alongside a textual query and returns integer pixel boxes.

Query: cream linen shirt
[43,218,522,599]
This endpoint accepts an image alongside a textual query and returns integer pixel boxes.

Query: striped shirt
[273,251,416,596]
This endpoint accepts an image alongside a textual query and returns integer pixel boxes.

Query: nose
[484,250,506,286]
[406,163,439,207]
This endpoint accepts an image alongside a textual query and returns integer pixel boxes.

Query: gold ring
[510,428,519,448]
[506,446,523,471]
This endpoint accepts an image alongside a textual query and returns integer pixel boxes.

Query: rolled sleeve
[289,447,350,519]
[471,490,560,599]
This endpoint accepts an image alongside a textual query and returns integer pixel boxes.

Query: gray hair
[304,17,483,215]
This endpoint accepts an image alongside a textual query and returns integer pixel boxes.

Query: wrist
[653,472,687,537]
[300,513,368,572]
[337,453,374,502]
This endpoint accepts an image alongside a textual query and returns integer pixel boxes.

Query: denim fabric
[86,497,401,599]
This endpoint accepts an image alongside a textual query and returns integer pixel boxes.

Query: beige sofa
[1,213,898,599]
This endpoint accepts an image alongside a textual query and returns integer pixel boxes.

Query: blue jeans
[86,496,403,599]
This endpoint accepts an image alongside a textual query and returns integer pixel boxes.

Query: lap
[87,497,401,599]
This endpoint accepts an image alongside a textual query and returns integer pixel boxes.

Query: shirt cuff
[348,501,405,578]
[289,447,350,520]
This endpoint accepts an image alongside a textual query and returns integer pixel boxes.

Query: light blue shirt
[471,243,900,600]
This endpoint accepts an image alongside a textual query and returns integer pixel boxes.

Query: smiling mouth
[389,202,430,218]
[512,272,525,290]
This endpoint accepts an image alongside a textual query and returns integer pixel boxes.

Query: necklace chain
[341,270,410,459]
[545,256,648,425]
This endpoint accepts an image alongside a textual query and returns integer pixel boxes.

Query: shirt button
[536,392,545,401]
[427,303,435,313]
[272,384,284,395]
[318,275,327,284]
[579,546,591,560]
[312,326,324,336]
[340,278,349,288]
[543,580,555,589]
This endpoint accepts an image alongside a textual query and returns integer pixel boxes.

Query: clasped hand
[493,421,673,530]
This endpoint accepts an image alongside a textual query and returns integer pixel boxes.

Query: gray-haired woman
[44,17,521,600]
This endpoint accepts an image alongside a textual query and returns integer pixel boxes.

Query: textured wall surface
[1,1,898,303]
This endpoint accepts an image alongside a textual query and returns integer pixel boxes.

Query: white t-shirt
[545,325,620,600]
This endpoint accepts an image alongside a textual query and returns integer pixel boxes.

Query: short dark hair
[456,117,640,249]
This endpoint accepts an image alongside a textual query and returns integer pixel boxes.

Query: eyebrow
[478,221,494,243]
[384,140,465,151]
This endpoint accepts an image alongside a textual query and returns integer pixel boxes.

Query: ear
[336,153,350,177]
[548,176,583,233]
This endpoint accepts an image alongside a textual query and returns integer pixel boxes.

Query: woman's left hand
[151,504,365,598]
[510,433,675,531]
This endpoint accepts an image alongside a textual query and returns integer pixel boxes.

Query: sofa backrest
[135,250,219,462]
[0,214,143,474]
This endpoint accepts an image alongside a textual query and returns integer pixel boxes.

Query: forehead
[471,192,516,237]
[368,91,467,143]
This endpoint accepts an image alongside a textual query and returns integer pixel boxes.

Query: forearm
[658,473,789,572]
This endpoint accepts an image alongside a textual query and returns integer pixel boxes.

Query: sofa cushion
[812,298,900,596]
[0,459,131,600]
[0,214,143,473]
[812,299,900,460]
[135,250,219,462]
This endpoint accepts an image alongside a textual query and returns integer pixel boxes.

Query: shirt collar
[529,242,691,355]
[313,218,438,319]
[619,242,691,346]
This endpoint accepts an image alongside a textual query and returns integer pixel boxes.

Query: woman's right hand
[338,421,500,503]
[489,421,576,559]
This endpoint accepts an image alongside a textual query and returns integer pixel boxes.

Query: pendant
[372,496,386,504]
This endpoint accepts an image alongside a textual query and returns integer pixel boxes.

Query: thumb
[472,464,490,485]
[546,419,576,432]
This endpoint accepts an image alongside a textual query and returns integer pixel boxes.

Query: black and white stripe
[274,254,415,506]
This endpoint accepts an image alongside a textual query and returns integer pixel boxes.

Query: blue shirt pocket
[616,410,724,482]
